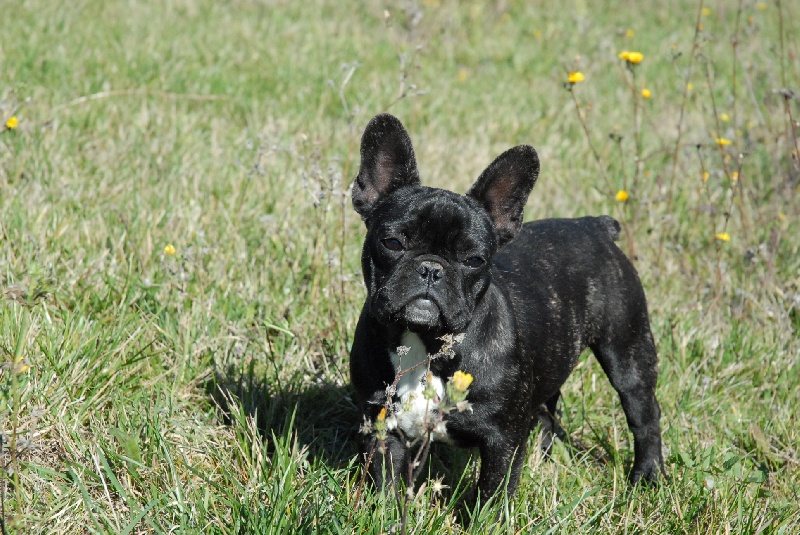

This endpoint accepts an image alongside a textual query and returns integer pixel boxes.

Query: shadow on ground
[205,358,360,468]
[204,356,621,497]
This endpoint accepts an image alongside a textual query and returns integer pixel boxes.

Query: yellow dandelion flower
[625,28,635,38]
[457,68,469,82]
[720,113,730,122]
[533,29,543,39]
[452,371,473,392]
[567,71,585,84]
[164,244,177,255]
[377,407,387,421]
[5,116,18,129]
[702,7,711,16]
[731,171,739,181]
[627,51,644,64]
[715,137,732,146]
[686,82,694,92]
[715,232,731,242]
[615,190,629,202]
[702,171,710,182]
[619,51,643,64]
[641,88,652,99]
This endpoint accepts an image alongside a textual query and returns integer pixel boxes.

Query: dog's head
[352,114,539,334]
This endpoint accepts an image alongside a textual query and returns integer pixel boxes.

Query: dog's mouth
[401,297,441,331]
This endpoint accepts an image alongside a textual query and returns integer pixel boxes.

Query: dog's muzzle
[403,298,441,330]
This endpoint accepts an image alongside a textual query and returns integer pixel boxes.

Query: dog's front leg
[363,433,409,493]
[476,437,528,504]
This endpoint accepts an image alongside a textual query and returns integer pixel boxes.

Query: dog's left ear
[467,145,539,245]
[352,114,421,221]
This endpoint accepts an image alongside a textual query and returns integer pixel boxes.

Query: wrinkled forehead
[373,187,496,251]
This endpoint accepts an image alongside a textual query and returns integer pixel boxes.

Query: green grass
[1,0,799,532]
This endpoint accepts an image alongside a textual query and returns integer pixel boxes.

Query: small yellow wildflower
[452,371,473,392]
[702,7,711,16]
[641,88,652,99]
[619,51,643,64]
[715,137,733,146]
[567,71,585,84]
[615,190,629,202]
[686,82,694,92]
[625,28,635,38]
[164,244,177,255]
[627,51,644,64]
[5,116,18,130]
[715,232,731,242]
[702,171,710,182]
[720,113,730,122]
[377,407,387,421]
[757,2,766,10]
[457,68,469,82]
[14,356,30,374]
[731,171,739,182]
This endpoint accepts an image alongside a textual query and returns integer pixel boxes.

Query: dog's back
[493,216,653,398]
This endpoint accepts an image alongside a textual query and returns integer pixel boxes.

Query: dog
[349,113,664,504]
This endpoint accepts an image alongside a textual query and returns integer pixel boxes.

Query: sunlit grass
[1,0,799,532]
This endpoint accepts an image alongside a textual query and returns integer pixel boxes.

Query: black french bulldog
[350,113,664,504]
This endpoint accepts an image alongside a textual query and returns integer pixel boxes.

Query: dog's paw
[629,459,665,486]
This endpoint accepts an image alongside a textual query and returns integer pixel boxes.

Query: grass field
[1,0,799,533]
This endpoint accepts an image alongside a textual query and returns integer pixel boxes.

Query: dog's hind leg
[590,319,664,484]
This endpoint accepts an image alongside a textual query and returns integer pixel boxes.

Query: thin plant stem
[568,86,614,194]
[657,0,706,267]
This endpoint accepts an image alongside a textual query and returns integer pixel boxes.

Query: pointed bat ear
[352,114,420,221]
[466,145,539,245]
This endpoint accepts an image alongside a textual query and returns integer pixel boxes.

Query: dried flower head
[14,356,30,374]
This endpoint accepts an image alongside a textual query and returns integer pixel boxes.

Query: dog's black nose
[416,260,443,282]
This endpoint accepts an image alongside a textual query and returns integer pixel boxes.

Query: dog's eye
[463,256,485,268]
[382,238,404,252]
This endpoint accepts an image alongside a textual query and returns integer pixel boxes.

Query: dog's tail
[595,215,622,241]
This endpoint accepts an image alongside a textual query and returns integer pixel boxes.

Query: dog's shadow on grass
[203,357,481,490]
[203,359,618,491]
[205,358,361,469]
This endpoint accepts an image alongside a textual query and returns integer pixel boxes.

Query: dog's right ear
[352,114,420,221]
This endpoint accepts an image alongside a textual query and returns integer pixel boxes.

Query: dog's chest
[389,331,451,443]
